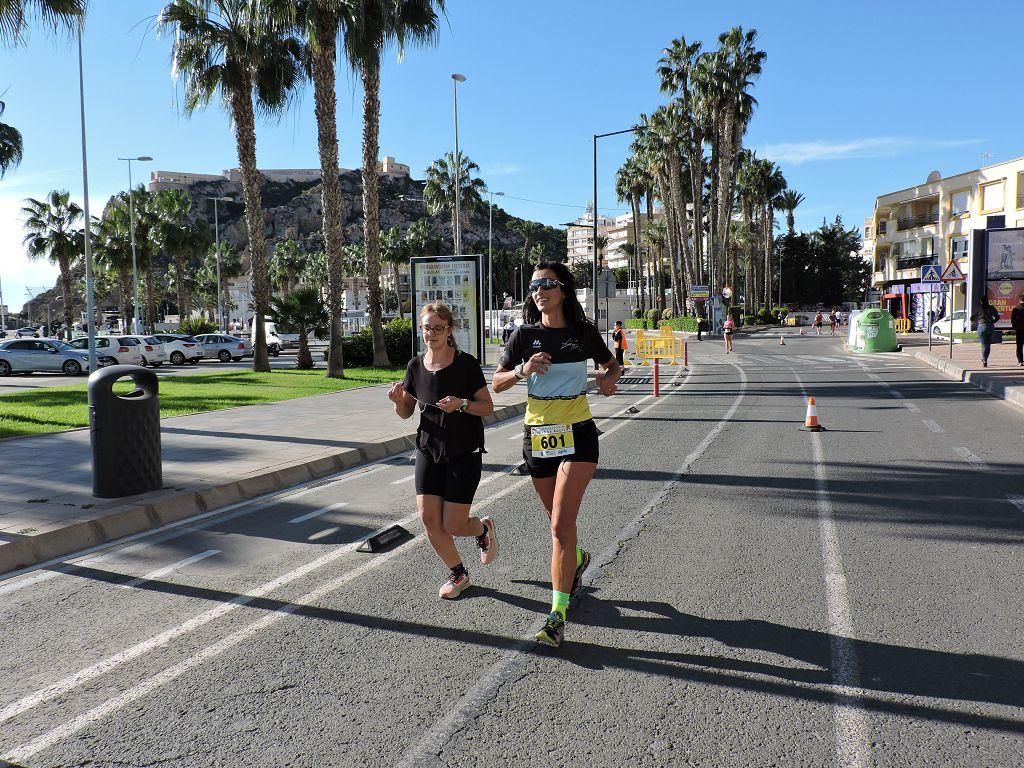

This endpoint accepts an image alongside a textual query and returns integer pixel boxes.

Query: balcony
[896,212,939,231]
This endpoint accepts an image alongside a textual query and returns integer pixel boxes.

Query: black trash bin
[88,364,162,498]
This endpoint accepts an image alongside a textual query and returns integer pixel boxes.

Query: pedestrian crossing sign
[920,264,941,283]
[940,259,966,282]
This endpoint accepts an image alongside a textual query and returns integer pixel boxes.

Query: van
[251,317,283,356]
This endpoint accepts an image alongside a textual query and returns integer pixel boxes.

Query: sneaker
[570,549,590,596]
[534,611,565,648]
[476,517,498,565]
[439,572,471,599]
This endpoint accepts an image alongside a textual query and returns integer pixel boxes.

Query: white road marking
[922,420,944,434]
[1008,495,1024,514]
[308,527,340,541]
[953,446,989,470]
[118,550,220,591]
[795,373,871,768]
[0,369,682,741]
[905,402,920,413]
[288,502,348,524]
[390,473,416,485]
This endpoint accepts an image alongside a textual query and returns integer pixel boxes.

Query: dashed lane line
[953,446,989,470]
[117,550,220,592]
[922,420,944,434]
[288,502,348,524]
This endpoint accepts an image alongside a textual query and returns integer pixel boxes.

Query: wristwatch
[513,363,526,380]
[459,398,470,413]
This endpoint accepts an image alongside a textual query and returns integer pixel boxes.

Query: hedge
[341,318,414,367]
[659,316,700,332]
[624,318,648,330]
[742,315,757,326]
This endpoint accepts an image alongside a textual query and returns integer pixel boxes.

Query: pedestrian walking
[970,296,1001,367]
[814,311,824,336]
[723,314,735,353]
[696,313,705,341]
[612,320,628,367]
[1012,295,1024,367]
[492,261,621,648]
[388,302,497,599]
[828,309,838,336]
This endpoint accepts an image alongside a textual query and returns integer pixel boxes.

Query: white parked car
[68,336,144,367]
[123,335,169,367]
[153,334,204,365]
[0,338,92,376]
[193,333,253,362]
[930,310,969,337]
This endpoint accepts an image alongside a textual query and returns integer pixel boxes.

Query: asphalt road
[1,335,1022,767]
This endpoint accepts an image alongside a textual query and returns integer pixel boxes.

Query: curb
[0,400,528,577]
[910,350,1024,412]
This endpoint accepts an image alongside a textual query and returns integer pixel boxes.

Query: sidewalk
[0,362,527,576]
[899,334,1024,411]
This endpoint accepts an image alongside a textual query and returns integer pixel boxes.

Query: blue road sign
[920,264,941,283]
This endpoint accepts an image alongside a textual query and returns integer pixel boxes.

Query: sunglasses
[421,324,449,334]
[529,278,563,292]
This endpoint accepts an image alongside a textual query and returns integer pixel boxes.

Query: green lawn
[0,367,404,440]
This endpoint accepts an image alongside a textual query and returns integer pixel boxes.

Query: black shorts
[522,419,600,479]
[414,450,482,504]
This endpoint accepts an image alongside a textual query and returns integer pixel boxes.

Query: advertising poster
[987,279,1024,326]
[985,228,1024,280]
[410,255,482,362]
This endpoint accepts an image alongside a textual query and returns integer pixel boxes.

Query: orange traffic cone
[779,335,786,346]
[801,396,824,431]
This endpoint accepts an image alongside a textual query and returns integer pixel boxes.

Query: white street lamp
[77,18,98,371]
[205,195,233,331]
[451,73,466,256]
[117,155,153,333]
[487,190,504,338]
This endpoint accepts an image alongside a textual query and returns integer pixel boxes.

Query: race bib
[530,424,575,458]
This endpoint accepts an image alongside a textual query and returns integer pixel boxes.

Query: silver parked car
[68,336,145,367]
[153,334,203,365]
[0,338,92,376]
[193,333,253,363]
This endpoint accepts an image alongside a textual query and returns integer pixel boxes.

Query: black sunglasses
[529,278,563,292]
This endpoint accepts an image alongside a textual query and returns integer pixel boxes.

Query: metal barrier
[630,328,687,396]
[88,365,162,498]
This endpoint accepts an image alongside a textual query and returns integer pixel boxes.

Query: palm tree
[615,156,646,311]
[379,226,409,319]
[159,0,304,372]
[777,189,804,236]
[151,188,193,317]
[512,220,540,265]
[424,151,487,253]
[91,207,135,331]
[21,190,82,339]
[270,238,308,294]
[0,101,23,178]
[342,0,445,367]
[642,218,668,312]
[271,286,328,369]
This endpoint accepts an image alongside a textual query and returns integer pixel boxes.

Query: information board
[410,254,483,362]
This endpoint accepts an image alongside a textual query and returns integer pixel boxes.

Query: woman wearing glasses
[493,261,621,648]
[388,302,497,599]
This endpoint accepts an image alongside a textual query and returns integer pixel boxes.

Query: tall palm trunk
[146,264,156,331]
[657,173,682,315]
[59,258,73,340]
[392,262,404,319]
[174,252,188,321]
[686,135,704,285]
[361,57,390,367]
[311,12,346,378]
[763,202,773,308]
[229,86,270,372]
[664,152,692,310]
[629,191,645,313]
[119,274,132,333]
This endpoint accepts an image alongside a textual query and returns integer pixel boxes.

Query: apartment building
[868,155,1024,330]
[566,211,614,265]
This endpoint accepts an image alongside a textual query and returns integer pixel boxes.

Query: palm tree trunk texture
[60,260,73,340]
[715,111,735,290]
[664,153,692,308]
[311,12,346,379]
[629,192,645,313]
[146,266,156,331]
[687,143,704,286]
[175,253,188,322]
[764,203,773,308]
[361,57,390,367]
[297,329,313,370]
[119,275,132,334]
[229,87,270,372]
[657,175,682,316]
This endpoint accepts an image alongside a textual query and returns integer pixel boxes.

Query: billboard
[985,228,1024,280]
[410,254,483,362]
[986,279,1024,325]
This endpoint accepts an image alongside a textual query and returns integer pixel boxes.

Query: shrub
[631,308,644,319]
[661,309,675,321]
[659,316,699,332]
[341,317,414,368]
[646,308,662,324]
[742,314,757,327]
[624,318,647,330]
[178,316,218,336]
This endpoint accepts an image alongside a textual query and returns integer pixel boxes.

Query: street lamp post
[451,73,466,256]
[487,190,504,337]
[76,18,98,371]
[205,196,233,331]
[117,155,153,333]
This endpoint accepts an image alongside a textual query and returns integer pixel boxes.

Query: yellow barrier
[894,317,911,333]
[633,328,685,366]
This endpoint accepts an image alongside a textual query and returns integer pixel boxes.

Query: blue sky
[1,0,1021,313]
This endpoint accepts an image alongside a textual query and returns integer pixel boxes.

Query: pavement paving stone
[0,365,529,575]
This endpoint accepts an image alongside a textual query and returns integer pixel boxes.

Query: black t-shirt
[402,351,487,463]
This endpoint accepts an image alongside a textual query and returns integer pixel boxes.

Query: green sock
[551,589,570,620]
[576,546,583,568]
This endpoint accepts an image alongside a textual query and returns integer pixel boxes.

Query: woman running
[493,261,621,648]
[389,302,497,599]
[723,314,735,353]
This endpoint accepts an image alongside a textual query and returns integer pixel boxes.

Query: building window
[864,225,872,239]
[1017,172,1024,209]
[893,238,935,269]
[980,181,1004,213]
[950,236,969,261]
[950,190,969,216]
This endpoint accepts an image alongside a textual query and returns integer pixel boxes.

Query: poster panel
[410,255,482,362]
[985,228,1024,280]
[986,279,1024,326]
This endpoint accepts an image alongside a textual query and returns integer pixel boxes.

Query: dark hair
[523,260,593,335]
[980,295,991,307]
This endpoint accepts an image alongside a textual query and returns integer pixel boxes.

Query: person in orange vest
[612,320,628,367]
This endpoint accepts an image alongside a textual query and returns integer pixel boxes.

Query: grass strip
[0,367,404,440]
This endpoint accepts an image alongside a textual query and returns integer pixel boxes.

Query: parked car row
[0,334,252,376]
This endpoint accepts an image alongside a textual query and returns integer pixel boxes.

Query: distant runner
[723,314,735,353]
[493,261,620,648]
[814,311,824,336]
[612,320,628,368]
[389,302,498,600]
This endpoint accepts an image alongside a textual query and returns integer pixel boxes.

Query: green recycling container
[850,309,899,353]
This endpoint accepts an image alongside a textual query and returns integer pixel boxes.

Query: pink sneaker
[439,572,471,599]
[476,517,499,565]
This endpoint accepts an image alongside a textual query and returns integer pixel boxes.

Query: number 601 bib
[530,423,575,458]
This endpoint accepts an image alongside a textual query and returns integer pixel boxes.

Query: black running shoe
[571,549,590,595]
[535,611,565,648]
